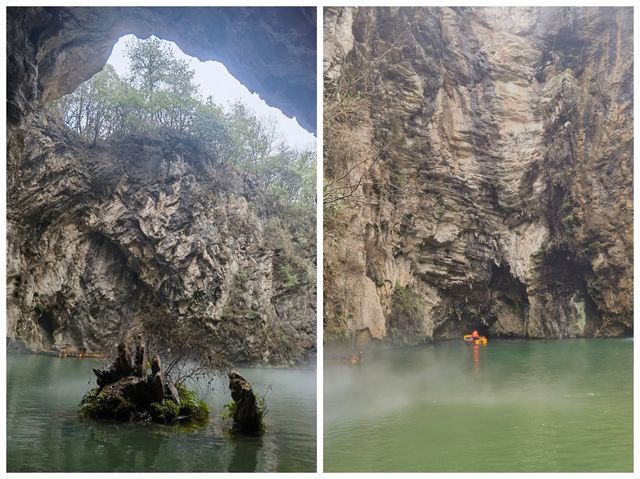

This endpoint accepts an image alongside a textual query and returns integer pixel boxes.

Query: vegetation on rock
[323,7,632,341]
[79,336,209,425]
[49,38,316,240]
[388,285,425,344]
[225,370,267,436]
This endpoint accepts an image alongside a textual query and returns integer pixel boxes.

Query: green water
[324,339,633,472]
[7,354,316,472]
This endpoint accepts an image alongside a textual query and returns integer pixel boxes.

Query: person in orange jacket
[471,330,480,341]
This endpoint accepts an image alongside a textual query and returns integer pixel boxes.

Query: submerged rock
[228,371,265,436]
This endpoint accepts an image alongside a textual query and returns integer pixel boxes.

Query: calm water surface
[324,339,632,472]
[7,354,316,472]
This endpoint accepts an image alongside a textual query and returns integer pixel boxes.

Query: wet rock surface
[324,7,632,341]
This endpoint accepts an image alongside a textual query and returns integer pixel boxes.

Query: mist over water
[7,355,316,472]
[324,339,632,472]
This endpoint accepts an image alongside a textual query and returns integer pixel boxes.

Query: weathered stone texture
[7,116,314,363]
[6,8,316,364]
[324,7,632,340]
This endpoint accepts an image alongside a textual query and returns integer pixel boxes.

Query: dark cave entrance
[489,263,529,304]
[469,322,490,337]
[37,310,55,347]
[537,245,600,333]
[538,246,593,296]
[621,325,634,338]
[487,262,530,332]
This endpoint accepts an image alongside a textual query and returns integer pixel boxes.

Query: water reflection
[472,344,480,372]
[228,436,262,472]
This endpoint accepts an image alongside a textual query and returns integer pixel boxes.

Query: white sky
[107,34,316,151]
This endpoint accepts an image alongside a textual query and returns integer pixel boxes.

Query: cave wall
[6,6,316,132]
[323,7,633,341]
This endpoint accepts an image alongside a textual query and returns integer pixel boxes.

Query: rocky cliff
[7,114,315,364]
[324,7,632,342]
[6,8,316,364]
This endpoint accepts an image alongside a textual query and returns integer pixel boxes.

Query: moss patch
[79,386,136,421]
[149,399,180,423]
[79,382,209,425]
[176,384,210,421]
[388,285,425,344]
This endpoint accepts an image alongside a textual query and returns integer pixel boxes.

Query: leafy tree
[126,36,172,95]
[226,101,281,168]
[191,97,234,162]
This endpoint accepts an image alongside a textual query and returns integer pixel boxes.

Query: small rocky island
[80,335,266,435]
[80,335,209,424]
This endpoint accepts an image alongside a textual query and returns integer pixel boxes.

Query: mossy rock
[80,382,209,425]
[220,399,237,420]
[176,384,210,422]
[149,399,180,423]
[226,371,267,436]
[79,386,137,421]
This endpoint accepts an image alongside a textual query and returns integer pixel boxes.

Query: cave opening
[470,322,491,337]
[538,246,593,294]
[52,34,314,150]
[485,262,530,337]
[621,325,634,338]
[8,6,318,366]
[537,245,601,333]
[489,263,529,304]
[37,310,55,347]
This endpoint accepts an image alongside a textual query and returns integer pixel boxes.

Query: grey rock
[324,7,632,341]
[134,334,145,377]
[150,372,165,403]
[166,382,181,406]
[151,354,161,376]
[6,115,315,364]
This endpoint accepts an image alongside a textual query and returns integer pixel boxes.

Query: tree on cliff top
[50,37,315,231]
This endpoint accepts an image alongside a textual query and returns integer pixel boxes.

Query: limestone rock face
[6,6,316,132]
[324,7,632,340]
[7,114,315,364]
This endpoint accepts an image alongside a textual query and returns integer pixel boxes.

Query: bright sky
[107,34,315,151]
